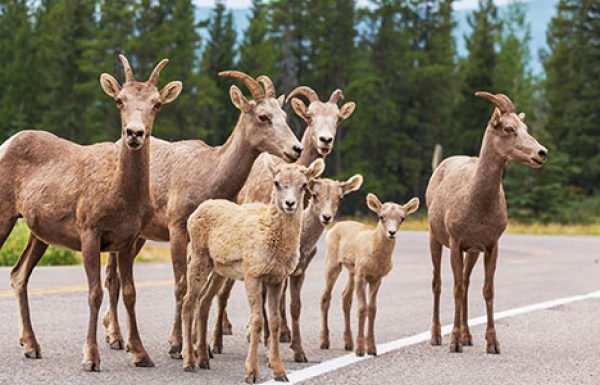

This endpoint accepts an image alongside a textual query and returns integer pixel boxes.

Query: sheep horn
[329,89,344,104]
[286,86,319,103]
[119,54,134,83]
[257,75,276,98]
[148,58,169,85]
[219,70,264,100]
[475,91,515,113]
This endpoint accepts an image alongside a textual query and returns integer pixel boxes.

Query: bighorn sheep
[426,92,547,354]
[1,55,182,371]
[182,158,324,383]
[320,194,419,356]
[211,172,364,363]
[216,86,356,337]
[102,71,302,358]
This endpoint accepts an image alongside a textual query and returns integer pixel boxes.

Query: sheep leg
[483,243,500,354]
[167,226,189,359]
[342,271,355,351]
[262,283,270,346]
[196,273,226,369]
[212,278,235,354]
[430,236,443,346]
[10,233,47,359]
[354,275,368,357]
[244,276,263,384]
[289,274,307,362]
[279,278,291,343]
[181,249,212,371]
[366,279,382,356]
[462,251,479,346]
[266,281,287,381]
[80,232,103,372]
[117,243,153,367]
[319,262,342,350]
[449,240,464,353]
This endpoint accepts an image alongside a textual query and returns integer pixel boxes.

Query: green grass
[0,220,81,267]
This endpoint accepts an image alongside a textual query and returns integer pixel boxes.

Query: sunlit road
[1,231,599,385]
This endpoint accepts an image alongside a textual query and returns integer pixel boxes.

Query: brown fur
[102,72,302,357]
[0,55,182,371]
[319,194,419,356]
[181,159,324,382]
[426,92,547,353]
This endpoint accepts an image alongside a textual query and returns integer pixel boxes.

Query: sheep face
[367,194,420,240]
[309,174,363,225]
[268,158,325,215]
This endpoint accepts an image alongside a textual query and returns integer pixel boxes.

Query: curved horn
[329,89,344,104]
[256,75,275,98]
[219,70,264,100]
[475,91,515,113]
[119,54,134,83]
[286,86,319,103]
[148,58,169,85]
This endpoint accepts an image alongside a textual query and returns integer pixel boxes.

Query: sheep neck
[299,201,325,256]
[372,222,396,261]
[114,137,151,201]
[469,128,507,210]
[296,130,323,167]
[264,201,303,261]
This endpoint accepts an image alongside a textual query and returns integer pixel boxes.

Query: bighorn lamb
[426,92,547,354]
[102,71,302,358]
[1,55,182,371]
[182,158,324,383]
[216,86,356,337]
[211,172,363,363]
[320,194,419,356]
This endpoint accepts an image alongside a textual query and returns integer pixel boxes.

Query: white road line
[263,289,600,385]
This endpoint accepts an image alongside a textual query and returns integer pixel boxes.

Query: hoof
[320,342,329,350]
[183,364,196,372]
[168,345,182,359]
[212,344,223,355]
[449,343,463,353]
[24,349,41,359]
[274,374,289,382]
[279,331,291,343]
[222,324,233,336]
[134,356,155,367]
[430,335,442,346]
[487,344,501,354]
[199,361,210,370]
[355,351,365,357]
[463,336,473,346]
[293,352,308,363]
[344,343,353,351]
[208,346,214,359]
[109,339,124,350]
[245,374,258,384]
[367,351,377,356]
[82,361,100,372]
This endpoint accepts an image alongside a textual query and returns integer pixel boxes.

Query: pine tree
[238,0,278,79]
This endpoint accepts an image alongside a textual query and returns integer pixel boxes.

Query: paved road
[1,231,599,385]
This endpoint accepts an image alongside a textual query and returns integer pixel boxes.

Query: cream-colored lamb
[320,193,419,356]
[181,158,324,383]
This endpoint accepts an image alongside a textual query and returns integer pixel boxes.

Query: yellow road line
[0,279,172,298]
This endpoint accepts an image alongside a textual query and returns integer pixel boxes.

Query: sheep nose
[319,136,333,145]
[388,230,396,237]
[538,149,547,159]
[126,127,145,138]
[322,214,332,223]
[293,145,303,155]
[285,200,296,209]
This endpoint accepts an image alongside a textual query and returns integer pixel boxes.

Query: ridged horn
[148,58,169,85]
[286,86,319,103]
[329,89,344,104]
[119,54,134,83]
[475,91,515,113]
[256,75,275,98]
[219,70,264,100]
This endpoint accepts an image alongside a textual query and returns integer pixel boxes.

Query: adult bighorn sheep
[102,71,302,358]
[214,86,356,340]
[1,55,182,371]
[426,92,547,354]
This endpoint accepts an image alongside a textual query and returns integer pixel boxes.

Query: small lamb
[320,193,419,356]
[181,158,324,383]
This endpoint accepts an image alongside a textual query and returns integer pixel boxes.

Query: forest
[0,0,598,223]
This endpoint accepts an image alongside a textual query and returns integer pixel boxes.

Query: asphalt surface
[1,231,599,385]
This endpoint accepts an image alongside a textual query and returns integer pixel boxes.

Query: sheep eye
[274,181,281,188]
[301,183,307,189]
[116,99,123,108]
[379,215,384,220]
[259,114,270,123]
[153,102,162,111]
[503,126,515,135]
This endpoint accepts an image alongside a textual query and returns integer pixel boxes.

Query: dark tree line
[0,0,597,221]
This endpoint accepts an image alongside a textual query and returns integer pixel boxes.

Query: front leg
[289,274,307,362]
[80,232,103,372]
[168,225,189,359]
[449,240,464,353]
[354,274,367,357]
[244,276,264,384]
[266,280,288,381]
[483,243,500,354]
[366,278,382,356]
[279,278,291,343]
[102,252,124,350]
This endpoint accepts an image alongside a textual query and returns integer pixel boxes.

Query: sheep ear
[518,112,526,121]
[366,193,381,213]
[305,159,325,180]
[403,197,420,215]
[491,108,502,128]
[277,94,285,107]
[341,174,363,196]
[230,85,252,113]
[291,98,309,122]
[100,73,121,98]
[339,101,356,120]
[263,155,277,176]
[160,81,183,104]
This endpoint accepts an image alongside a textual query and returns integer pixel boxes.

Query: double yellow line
[0,279,172,298]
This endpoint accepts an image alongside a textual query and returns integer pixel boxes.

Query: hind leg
[319,262,342,350]
[212,278,234,354]
[430,236,443,346]
[10,233,48,359]
[462,251,479,346]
